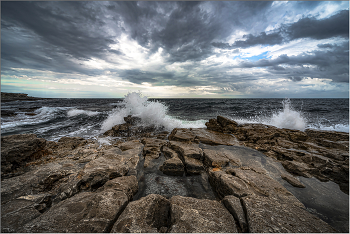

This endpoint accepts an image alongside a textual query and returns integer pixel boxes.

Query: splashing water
[100,92,206,133]
[267,98,306,131]
[234,98,307,131]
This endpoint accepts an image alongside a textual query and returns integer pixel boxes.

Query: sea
[1,92,349,142]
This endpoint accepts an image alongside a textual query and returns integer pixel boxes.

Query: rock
[286,129,308,142]
[79,155,129,191]
[161,146,178,159]
[316,139,349,151]
[191,128,239,146]
[117,140,143,151]
[169,196,238,233]
[57,136,88,150]
[19,176,138,233]
[1,195,49,232]
[217,116,238,128]
[202,148,229,168]
[222,195,248,232]
[205,118,223,132]
[111,194,170,233]
[124,115,141,125]
[142,138,167,168]
[1,134,48,175]
[242,195,336,233]
[281,160,313,178]
[305,129,349,142]
[168,128,196,142]
[209,169,253,198]
[183,156,205,175]
[159,156,185,176]
[168,141,202,160]
[281,173,306,188]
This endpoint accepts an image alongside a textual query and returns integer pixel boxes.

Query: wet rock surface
[1,115,347,233]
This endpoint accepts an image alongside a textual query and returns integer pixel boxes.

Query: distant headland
[1,92,47,102]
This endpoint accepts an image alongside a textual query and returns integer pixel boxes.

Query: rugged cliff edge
[1,115,348,233]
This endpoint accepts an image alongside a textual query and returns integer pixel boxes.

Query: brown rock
[222,195,248,232]
[168,128,196,142]
[191,128,239,146]
[305,129,349,142]
[183,156,204,175]
[281,173,306,188]
[169,196,238,233]
[159,156,185,176]
[1,134,48,175]
[242,195,336,233]
[168,141,202,160]
[202,148,229,167]
[18,176,138,233]
[111,194,170,233]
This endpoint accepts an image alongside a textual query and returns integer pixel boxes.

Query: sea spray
[67,109,99,117]
[100,92,206,133]
[232,98,307,131]
[267,98,306,131]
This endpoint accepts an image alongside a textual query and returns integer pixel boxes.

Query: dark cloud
[286,10,349,40]
[1,1,348,98]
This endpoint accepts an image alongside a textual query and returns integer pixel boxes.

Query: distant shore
[1,92,49,102]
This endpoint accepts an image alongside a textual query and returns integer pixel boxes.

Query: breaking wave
[67,109,99,117]
[233,98,307,131]
[101,92,206,133]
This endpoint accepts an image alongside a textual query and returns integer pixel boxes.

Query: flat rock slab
[19,176,138,233]
[168,141,202,160]
[168,128,239,146]
[242,195,336,233]
[169,196,238,233]
[112,194,170,233]
[202,148,230,167]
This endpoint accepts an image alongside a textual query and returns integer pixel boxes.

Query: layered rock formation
[206,116,349,194]
[1,115,348,233]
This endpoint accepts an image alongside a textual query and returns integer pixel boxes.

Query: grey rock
[169,196,238,233]
[222,195,248,232]
[111,194,170,233]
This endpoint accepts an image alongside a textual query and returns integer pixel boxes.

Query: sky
[1,1,349,98]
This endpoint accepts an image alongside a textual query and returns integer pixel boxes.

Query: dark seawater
[1,93,348,141]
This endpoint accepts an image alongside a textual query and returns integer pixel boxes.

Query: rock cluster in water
[1,115,348,233]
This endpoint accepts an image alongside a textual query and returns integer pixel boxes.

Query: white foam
[67,109,99,117]
[231,98,307,131]
[101,92,206,133]
[307,123,349,133]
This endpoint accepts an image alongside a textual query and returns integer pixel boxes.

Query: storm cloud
[1,1,349,98]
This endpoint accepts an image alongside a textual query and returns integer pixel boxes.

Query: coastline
[1,110,348,232]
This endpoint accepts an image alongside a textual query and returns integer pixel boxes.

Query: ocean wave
[101,92,206,133]
[67,109,100,117]
[1,106,68,129]
[231,98,307,131]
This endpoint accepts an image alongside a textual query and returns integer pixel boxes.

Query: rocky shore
[1,115,348,232]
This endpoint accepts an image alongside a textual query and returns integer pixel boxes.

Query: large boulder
[111,194,170,233]
[169,196,238,233]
